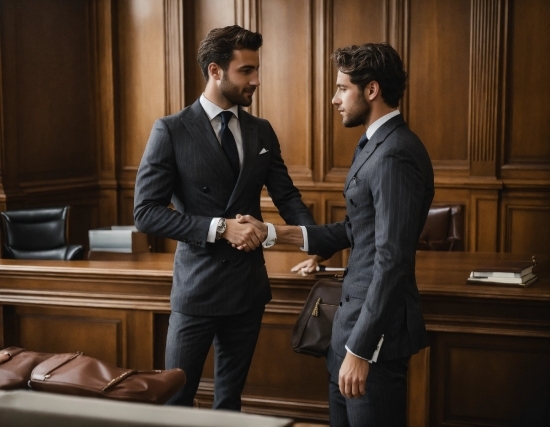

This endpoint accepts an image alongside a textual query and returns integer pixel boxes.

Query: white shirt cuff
[207,217,220,243]
[262,222,277,248]
[346,335,384,363]
[299,226,309,252]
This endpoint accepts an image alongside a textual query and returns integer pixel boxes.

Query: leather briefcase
[0,347,55,390]
[291,278,342,357]
[29,352,186,404]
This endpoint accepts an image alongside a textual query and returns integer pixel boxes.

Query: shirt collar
[366,109,400,140]
[200,94,240,120]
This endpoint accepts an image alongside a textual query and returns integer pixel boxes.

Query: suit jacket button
[339,302,342,306]
[202,187,210,193]
[347,222,351,229]
[345,295,349,302]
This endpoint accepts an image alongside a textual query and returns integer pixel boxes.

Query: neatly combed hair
[331,43,407,108]
[197,25,263,81]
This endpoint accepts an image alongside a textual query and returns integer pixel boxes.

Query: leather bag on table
[291,278,342,357]
[0,347,55,390]
[29,352,186,404]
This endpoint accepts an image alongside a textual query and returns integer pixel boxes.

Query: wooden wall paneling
[470,189,499,252]
[164,0,186,116]
[500,190,550,255]
[14,305,123,366]
[469,0,506,178]
[502,0,550,180]
[408,0,470,176]
[326,0,387,182]
[13,0,96,186]
[116,0,166,191]
[182,0,237,106]
[258,0,313,183]
[430,332,550,427]
[0,0,98,203]
[91,0,118,227]
[0,0,21,206]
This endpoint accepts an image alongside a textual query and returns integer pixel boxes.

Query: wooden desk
[0,252,548,427]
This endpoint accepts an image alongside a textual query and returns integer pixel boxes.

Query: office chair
[0,206,84,260]
[417,205,464,251]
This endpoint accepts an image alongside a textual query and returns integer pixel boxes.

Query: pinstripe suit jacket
[134,99,315,316]
[306,115,434,361]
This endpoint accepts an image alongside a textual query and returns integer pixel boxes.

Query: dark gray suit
[306,115,434,426]
[134,99,314,409]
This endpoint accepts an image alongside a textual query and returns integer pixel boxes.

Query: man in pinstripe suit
[241,43,434,426]
[134,25,314,411]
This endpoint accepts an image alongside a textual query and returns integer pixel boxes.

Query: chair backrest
[0,207,84,260]
[417,205,464,251]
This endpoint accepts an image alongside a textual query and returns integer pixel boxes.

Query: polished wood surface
[0,252,548,426]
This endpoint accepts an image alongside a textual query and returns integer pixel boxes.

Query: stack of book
[467,261,538,287]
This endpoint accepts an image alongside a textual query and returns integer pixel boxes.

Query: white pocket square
[259,148,269,154]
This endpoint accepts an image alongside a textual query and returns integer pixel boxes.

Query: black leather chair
[417,205,464,251]
[0,207,84,260]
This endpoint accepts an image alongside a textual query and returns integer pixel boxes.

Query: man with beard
[134,25,314,410]
[239,43,434,426]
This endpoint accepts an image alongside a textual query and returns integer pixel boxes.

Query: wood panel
[408,0,470,170]
[117,0,166,182]
[504,0,550,172]
[259,0,313,181]
[430,333,550,427]
[501,191,550,254]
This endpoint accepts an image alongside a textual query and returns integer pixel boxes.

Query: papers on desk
[467,260,538,287]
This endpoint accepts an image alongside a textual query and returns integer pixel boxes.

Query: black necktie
[219,111,240,179]
[352,134,369,165]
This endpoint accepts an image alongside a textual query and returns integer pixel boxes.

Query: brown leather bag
[291,278,342,358]
[0,347,55,390]
[29,352,186,404]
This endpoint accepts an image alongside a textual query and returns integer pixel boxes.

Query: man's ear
[208,63,222,81]
[364,81,380,101]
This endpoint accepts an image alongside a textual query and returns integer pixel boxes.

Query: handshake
[226,214,321,275]
[223,214,270,252]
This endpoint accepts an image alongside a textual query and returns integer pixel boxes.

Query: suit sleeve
[347,147,426,358]
[133,119,212,246]
[263,122,316,226]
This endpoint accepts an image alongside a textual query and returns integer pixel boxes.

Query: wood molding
[164,0,185,115]
[468,0,505,177]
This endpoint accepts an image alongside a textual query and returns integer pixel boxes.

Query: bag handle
[102,369,137,391]
[33,351,83,381]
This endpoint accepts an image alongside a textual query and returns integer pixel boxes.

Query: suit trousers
[327,347,410,427]
[165,306,265,410]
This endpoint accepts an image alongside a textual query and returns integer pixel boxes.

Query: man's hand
[339,351,369,399]
[290,255,323,276]
[223,215,267,252]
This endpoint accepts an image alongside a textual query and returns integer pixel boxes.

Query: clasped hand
[224,214,267,252]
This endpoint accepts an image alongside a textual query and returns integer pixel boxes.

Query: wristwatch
[215,218,226,240]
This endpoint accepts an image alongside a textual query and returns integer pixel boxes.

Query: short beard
[219,73,255,107]
[343,93,370,127]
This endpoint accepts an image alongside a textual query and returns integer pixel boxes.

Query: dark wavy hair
[197,25,263,82]
[331,43,407,108]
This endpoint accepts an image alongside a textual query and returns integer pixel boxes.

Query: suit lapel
[345,115,406,191]
[226,108,259,209]
[182,100,236,193]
